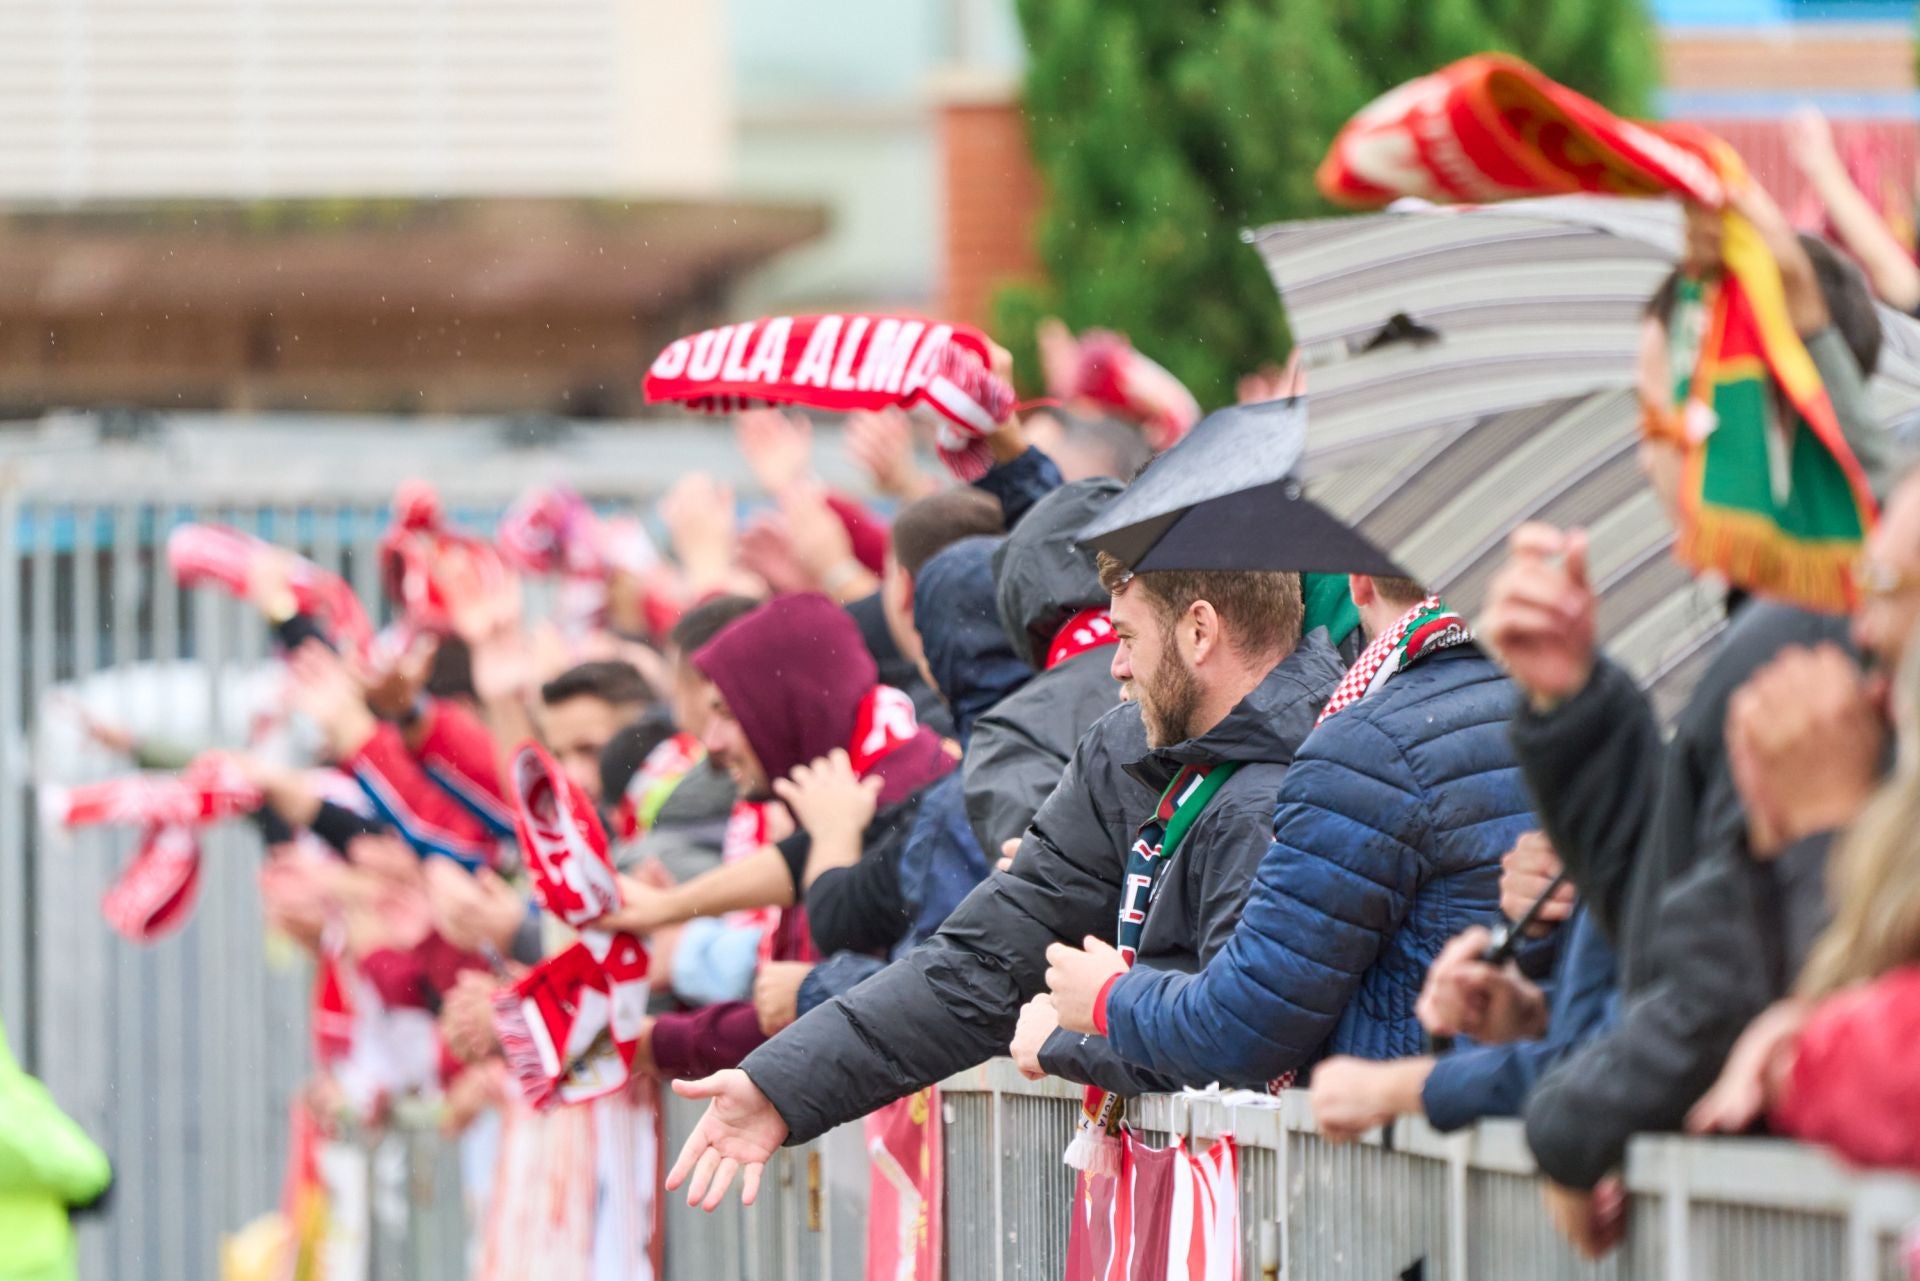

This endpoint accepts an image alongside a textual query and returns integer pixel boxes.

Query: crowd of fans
[23,97,1920,1277]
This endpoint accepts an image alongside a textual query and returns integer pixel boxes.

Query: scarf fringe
[1677,505,1859,615]
[1064,1125,1123,1177]
[491,990,560,1113]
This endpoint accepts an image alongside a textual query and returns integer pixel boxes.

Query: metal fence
[658,1060,1920,1281]
[0,409,816,1281]
[11,410,1920,1281]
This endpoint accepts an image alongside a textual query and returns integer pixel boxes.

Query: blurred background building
[0,0,1910,418]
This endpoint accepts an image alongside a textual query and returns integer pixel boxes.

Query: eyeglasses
[1852,557,1920,600]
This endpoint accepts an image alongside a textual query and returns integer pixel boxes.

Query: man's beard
[1140,644,1202,749]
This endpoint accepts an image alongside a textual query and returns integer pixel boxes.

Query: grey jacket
[740,634,1345,1142]
[963,479,1125,854]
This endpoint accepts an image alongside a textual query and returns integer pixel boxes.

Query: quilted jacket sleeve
[1103,716,1430,1088]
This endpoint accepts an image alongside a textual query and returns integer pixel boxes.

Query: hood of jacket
[692,592,877,784]
[992,478,1124,671]
[1124,631,1345,792]
[914,536,1030,745]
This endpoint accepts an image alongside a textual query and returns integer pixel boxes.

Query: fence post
[1445,1131,1470,1281]
[1662,1139,1692,1281]
[990,1078,1006,1281]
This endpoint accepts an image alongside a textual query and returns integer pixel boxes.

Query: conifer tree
[995,0,1659,404]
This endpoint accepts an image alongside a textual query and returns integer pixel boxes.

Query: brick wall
[936,77,1045,330]
[1663,26,1915,93]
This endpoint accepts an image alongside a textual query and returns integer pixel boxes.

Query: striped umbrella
[1245,195,1920,717]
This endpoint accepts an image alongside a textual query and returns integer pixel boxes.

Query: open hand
[287,640,377,757]
[666,1071,791,1210]
[736,409,814,495]
[844,409,934,501]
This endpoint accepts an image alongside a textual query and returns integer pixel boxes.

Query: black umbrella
[1076,397,1404,577]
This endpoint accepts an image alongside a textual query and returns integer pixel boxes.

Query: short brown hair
[1097,553,1303,658]
[1369,576,1429,607]
[891,488,1006,576]
[540,660,653,710]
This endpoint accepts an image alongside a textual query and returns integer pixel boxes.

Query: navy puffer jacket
[1103,645,1531,1086]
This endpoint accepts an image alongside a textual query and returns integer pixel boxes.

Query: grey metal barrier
[662,1059,1920,1281]
[0,408,814,1281]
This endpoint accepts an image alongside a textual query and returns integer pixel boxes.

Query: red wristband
[1091,971,1123,1037]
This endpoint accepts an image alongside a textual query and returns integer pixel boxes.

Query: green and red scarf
[1317,596,1472,726]
[1318,53,1877,614]
[1065,762,1239,1176]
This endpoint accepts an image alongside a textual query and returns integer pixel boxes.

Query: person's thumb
[1563,529,1591,594]
[672,1073,727,1101]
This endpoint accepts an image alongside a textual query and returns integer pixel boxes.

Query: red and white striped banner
[1065,1132,1240,1281]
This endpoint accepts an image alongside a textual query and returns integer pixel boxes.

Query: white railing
[661,1059,1920,1281]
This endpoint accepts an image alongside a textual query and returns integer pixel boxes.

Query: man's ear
[1349,574,1376,610]
[1187,600,1221,665]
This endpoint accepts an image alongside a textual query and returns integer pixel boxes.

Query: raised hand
[1726,644,1883,857]
[1480,524,1597,713]
[736,409,815,496]
[666,1071,791,1210]
[287,640,377,757]
[659,473,739,596]
[843,409,935,501]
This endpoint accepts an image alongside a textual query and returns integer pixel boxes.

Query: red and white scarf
[493,743,650,1110]
[100,824,202,943]
[642,314,1015,481]
[1316,597,1472,726]
[49,754,259,943]
[168,523,373,654]
[496,484,655,582]
[46,752,263,831]
[1051,329,1201,453]
[380,480,515,635]
[1046,608,1119,671]
[848,684,922,772]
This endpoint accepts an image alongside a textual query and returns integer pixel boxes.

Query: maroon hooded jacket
[649,593,953,1080]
